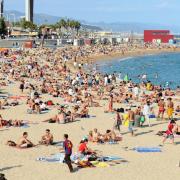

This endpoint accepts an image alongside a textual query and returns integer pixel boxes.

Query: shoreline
[86,47,180,63]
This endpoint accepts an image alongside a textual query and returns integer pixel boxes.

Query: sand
[0,47,180,180]
[0,81,180,180]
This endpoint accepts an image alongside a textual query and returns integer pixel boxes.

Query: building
[144,30,174,43]
[0,0,3,18]
[25,0,34,22]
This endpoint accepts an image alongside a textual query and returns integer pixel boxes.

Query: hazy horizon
[4,0,180,26]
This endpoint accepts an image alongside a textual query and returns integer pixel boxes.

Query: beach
[0,45,180,180]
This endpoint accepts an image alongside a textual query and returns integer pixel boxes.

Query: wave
[118,57,133,61]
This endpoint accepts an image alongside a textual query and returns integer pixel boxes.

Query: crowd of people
[0,44,179,173]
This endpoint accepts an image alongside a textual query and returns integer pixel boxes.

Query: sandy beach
[0,46,180,180]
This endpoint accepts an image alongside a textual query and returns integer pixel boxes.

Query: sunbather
[39,129,53,145]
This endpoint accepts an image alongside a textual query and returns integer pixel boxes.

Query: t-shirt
[63,140,73,155]
[78,143,87,153]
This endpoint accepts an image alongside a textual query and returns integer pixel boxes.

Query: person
[0,173,7,180]
[143,101,151,127]
[108,94,113,112]
[162,120,176,145]
[133,85,140,101]
[63,134,73,173]
[157,98,165,120]
[17,132,34,148]
[127,108,135,136]
[19,81,24,93]
[78,139,95,155]
[39,129,53,145]
[167,98,174,120]
[113,110,122,132]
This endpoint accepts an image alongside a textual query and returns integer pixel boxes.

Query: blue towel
[21,124,30,128]
[133,147,162,153]
[99,156,123,161]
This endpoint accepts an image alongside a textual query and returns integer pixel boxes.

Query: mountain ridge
[4,10,180,33]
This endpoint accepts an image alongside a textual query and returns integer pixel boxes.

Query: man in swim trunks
[167,98,174,120]
[158,98,165,120]
[18,132,34,148]
[39,129,53,145]
[128,108,135,136]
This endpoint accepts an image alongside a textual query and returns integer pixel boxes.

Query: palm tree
[74,21,81,36]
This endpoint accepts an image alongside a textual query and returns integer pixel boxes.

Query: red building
[144,30,174,43]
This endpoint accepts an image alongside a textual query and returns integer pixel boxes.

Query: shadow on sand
[0,165,22,172]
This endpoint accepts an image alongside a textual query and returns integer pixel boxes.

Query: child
[162,120,176,145]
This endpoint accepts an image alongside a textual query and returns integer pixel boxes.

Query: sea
[93,52,180,89]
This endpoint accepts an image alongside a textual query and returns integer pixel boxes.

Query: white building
[25,0,34,22]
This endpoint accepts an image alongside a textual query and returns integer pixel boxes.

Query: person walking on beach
[63,134,74,173]
[162,120,176,145]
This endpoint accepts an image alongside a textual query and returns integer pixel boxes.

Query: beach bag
[140,116,145,123]
[149,115,156,119]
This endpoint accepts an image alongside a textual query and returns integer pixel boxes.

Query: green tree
[74,21,81,36]
[0,17,7,35]
[19,18,37,31]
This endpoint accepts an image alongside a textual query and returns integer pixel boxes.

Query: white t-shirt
[143,104,150,116]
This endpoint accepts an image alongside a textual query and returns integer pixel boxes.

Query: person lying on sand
[39,129,53,145]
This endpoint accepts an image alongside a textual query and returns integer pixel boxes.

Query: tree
[19,18,37,31]
[74,21,81,36]
[0,17,7,35]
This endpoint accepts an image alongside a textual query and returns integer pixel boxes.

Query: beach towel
[36,153,84,163]
[36,153,65,163]
[98,156,123,162]
[20,124,30,128]
[108,141,119,145]
[133,147,162,153]
[95,162,109,168]
[52,141,64,147]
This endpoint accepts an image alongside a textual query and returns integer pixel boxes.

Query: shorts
[128,121,134,132]
[167,134,174,139]
[167,108,173,117]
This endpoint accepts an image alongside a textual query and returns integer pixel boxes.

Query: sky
[4,0,180,25]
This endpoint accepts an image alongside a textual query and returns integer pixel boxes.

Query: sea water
[94,52,180,89]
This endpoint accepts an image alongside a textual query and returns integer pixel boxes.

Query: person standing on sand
[108,94,114,112]
[63,134,74,173]
[157,98,166,120]
[113,110,122,132]
[167,98,174,120]
[143,101,151,127]
[127,108,135,136]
